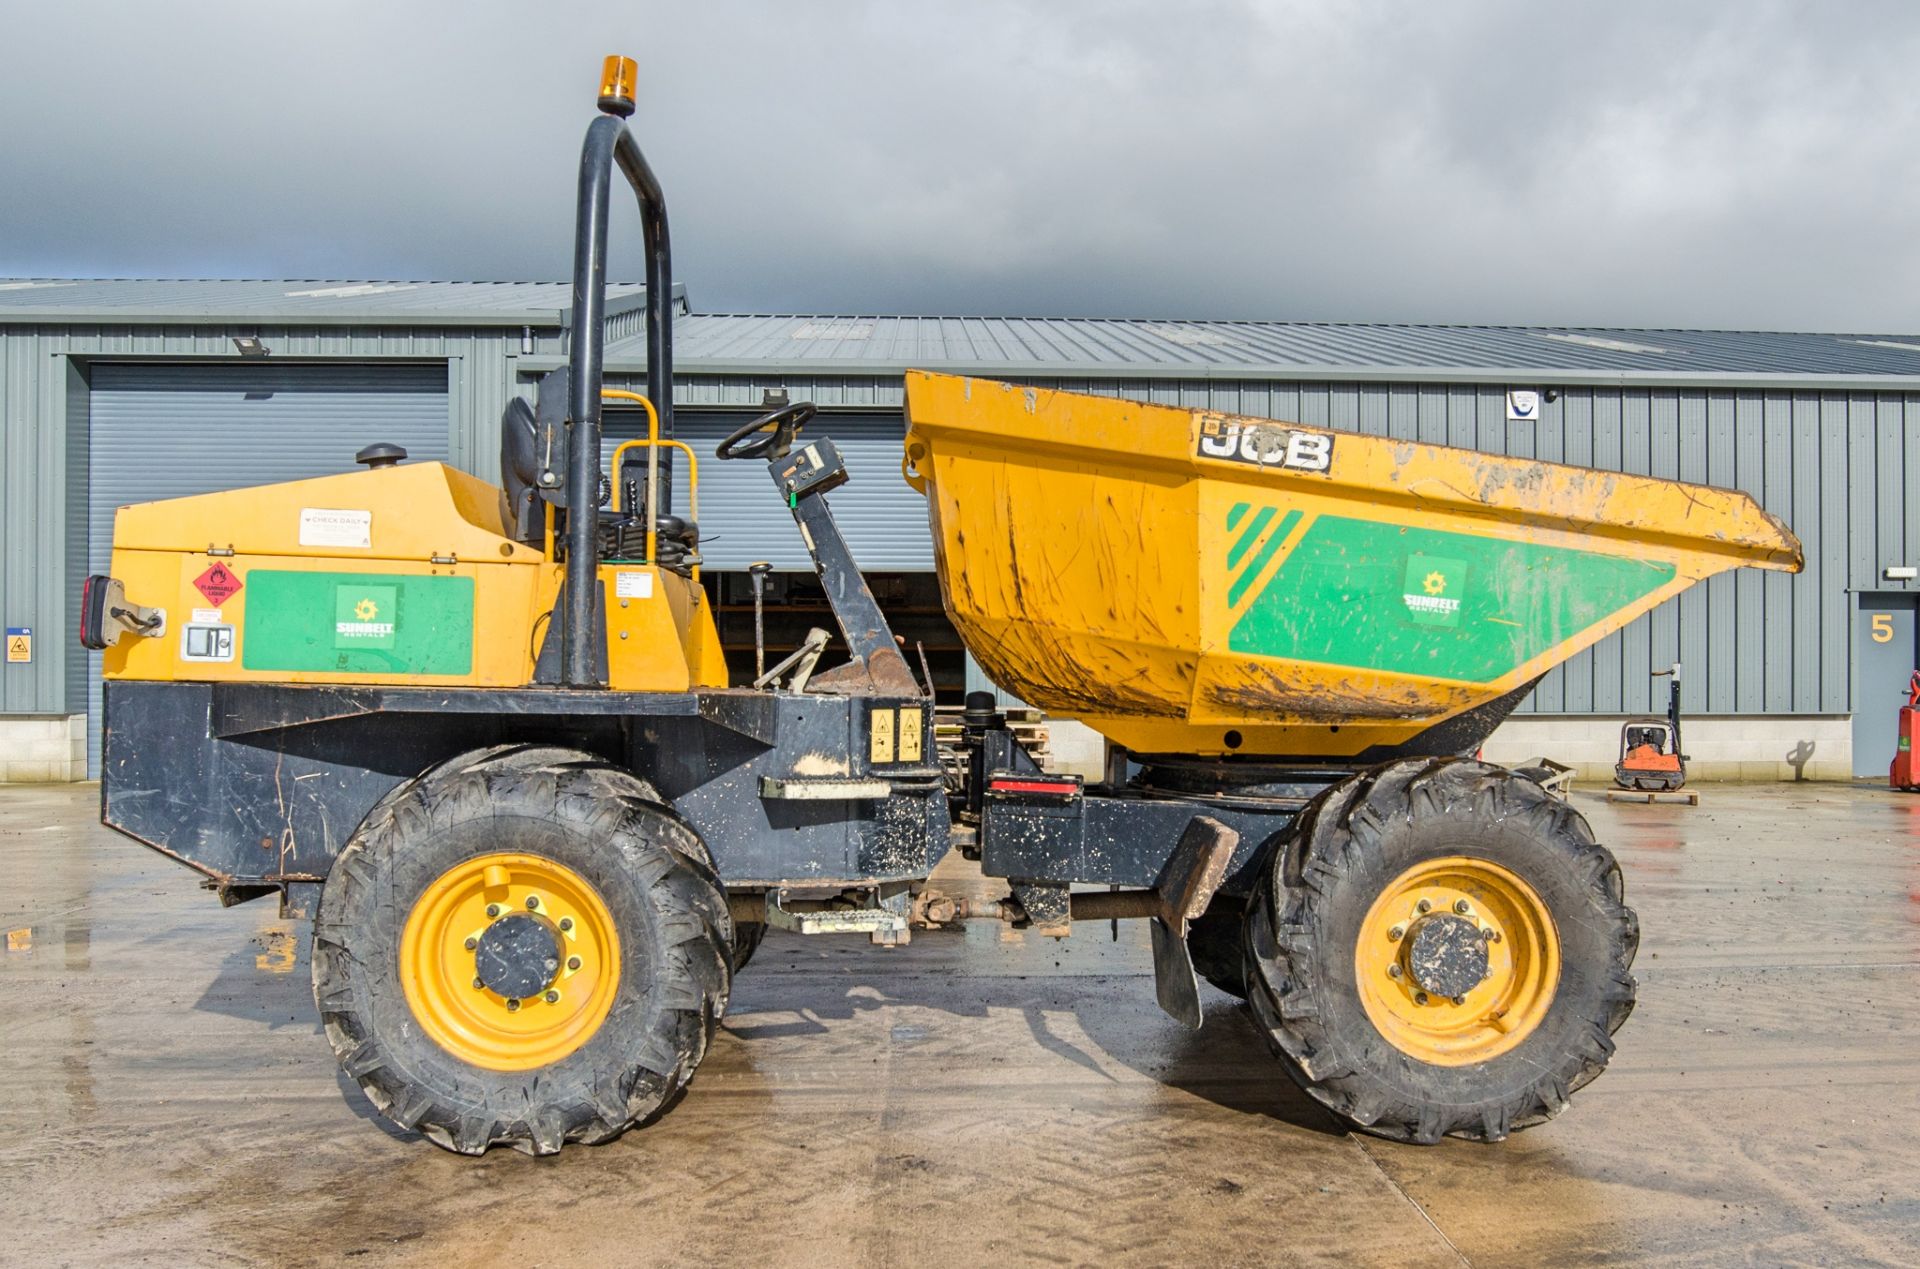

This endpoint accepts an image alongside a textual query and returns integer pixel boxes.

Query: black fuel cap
[355,442,407,468]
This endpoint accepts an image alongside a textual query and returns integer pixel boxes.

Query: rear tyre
[1244,758,1637,1144]
[729,920,768,974]
[312,747,731,1155]
[1186,893,1250,999]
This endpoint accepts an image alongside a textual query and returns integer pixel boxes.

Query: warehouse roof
[613,314,1920,384]
[6,280,1919,382]
[0,278,686,324]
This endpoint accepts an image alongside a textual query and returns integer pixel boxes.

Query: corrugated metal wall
[661,373,1919,717]
[5,319,1914,723]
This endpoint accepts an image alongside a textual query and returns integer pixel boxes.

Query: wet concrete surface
[2,781,1918,1267]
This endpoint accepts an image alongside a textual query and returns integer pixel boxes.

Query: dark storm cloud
[3,0,1917,328]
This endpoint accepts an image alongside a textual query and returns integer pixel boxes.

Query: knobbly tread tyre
[1243,757,1638,1144]
[312,746,732,1156]
[1186,892,1250,999]
[729,920,768,974]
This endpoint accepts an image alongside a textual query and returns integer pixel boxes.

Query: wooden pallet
[1604,786,1700,805]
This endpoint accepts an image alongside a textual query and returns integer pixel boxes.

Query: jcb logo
[1196,417,1334,474]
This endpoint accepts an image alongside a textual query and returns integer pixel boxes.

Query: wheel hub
[1352,856,1561,1066]
[473,912,563,1002]
[1403,914,1489,999]
[399,852,621,1071]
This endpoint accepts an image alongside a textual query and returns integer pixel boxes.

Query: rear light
[78,575,112,650]
[986,776,1082,798]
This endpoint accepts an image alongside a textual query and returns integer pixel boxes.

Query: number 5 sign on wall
[1872,612,1897,643]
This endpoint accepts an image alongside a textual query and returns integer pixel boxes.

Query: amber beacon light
[598,55,638,117]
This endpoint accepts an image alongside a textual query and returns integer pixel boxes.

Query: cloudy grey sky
[3,1,1917,329]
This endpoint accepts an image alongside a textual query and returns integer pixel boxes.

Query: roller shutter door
[85,362,450,772]
[603,410,934,572]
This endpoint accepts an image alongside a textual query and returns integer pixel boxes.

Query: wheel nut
[526,896,540,910]
[1454,899,1472,915]
[1387,925,1405,942]
[544,990,560,1003]
[559,917,574,932]
[1386,964,1402,979]
[486,903,500,918]
[567,956,582,971]
[1414,991,1429,1005]
[472,977,484,990]
[464,936,478,950]
[1451,995,1467,1006]
[506,998,520,1012]
[1416,899,1432,914]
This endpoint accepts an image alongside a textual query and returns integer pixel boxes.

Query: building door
[1853,593,1919,777]
[84,362,450,773]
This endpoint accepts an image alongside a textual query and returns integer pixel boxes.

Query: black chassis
[102,678,950,909]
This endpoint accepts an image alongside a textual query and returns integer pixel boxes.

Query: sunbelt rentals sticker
[1402,555,1464,628]
[335,584,398,649]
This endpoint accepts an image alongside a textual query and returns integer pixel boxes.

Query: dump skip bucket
[903,372,1801,760]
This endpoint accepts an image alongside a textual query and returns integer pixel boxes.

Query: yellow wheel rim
[399,852,620,1072]
[1353,856,1559,1066]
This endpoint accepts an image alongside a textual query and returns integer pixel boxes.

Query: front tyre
[1244,758,1638,1144]
[312,749,731,1155]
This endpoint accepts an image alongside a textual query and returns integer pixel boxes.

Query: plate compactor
[83,57,1804,1155]
[1614,664,1688,793]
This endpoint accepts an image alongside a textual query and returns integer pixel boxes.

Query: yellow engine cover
[102,461,726,693]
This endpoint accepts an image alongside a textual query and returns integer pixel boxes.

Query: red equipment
[1892,670,1920,791]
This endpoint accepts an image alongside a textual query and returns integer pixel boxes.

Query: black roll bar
[562,111,675,688]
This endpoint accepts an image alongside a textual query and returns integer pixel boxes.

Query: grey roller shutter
[85,362,450,772]
[604,410,934,572]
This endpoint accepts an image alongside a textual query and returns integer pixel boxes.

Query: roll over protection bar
[562,105,675,688]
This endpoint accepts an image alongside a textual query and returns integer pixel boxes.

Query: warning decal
[4,627,29,663]
[193,562,243,606]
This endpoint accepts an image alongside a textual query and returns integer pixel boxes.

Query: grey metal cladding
[6,303,1919,723]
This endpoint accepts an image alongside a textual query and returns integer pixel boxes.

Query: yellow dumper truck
[82,58,1801,1154]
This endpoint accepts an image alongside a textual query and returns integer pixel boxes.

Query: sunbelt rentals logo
[1402,555,1464,628]
[335,584,398,649]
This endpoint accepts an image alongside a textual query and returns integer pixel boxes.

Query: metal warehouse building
[2,279,1916,782]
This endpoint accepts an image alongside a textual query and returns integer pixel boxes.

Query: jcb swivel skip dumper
[84,59,1802,1154]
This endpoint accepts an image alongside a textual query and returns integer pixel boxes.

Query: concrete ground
[3,782,1918,1267]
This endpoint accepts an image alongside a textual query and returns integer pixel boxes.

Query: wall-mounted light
[232,336,270,358]
[521,325,534,355]
[1886,565,1917,581]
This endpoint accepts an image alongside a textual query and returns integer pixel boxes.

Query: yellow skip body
[904,371,1801,758]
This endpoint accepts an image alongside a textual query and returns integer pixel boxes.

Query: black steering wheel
[716,401,816,461]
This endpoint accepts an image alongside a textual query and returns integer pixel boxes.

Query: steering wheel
[716,401,816,461]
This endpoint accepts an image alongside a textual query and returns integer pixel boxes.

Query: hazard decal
[193,562,243,606]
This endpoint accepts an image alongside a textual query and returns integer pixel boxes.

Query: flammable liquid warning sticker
[193,562,243,606]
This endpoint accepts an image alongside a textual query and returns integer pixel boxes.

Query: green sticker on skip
[1402,554,1465,628]
[243,571,473,675]
[334,584,398,649]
